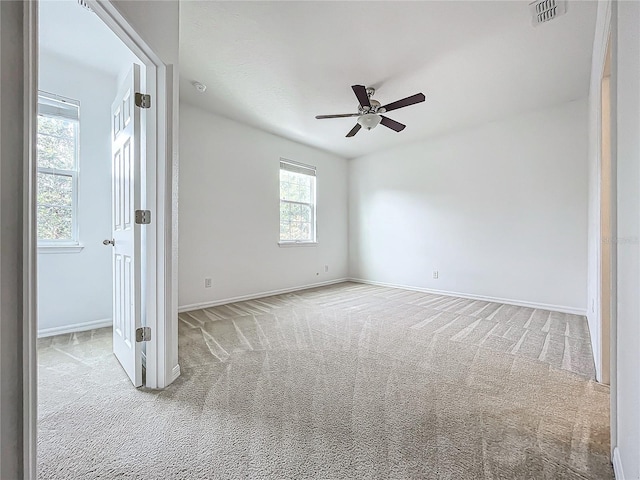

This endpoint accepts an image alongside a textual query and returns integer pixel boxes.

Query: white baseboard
[171,364,181,383]
[38,318,112,338]
[348,278,587,316]
[613,447,624,480]
[586,312,602,383]
[178,278,349,313]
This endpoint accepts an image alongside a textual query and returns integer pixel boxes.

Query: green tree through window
[37,93,80,243]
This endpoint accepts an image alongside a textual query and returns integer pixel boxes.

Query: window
[37,93,80,245]
[279,160,316,244]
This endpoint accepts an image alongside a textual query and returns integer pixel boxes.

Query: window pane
[280,170,311,203]
[37,134,76,170]
[38,115,75,138]
[296,184,310,203]
[288,203,310,223]
[37,172,72,207]
[280,201,312,241]
[37,172,73,241]
[37,205,72,240]
[280,201,289,219]
[37,116,76,170]
[288,221,311,241]
[280,222,289,238]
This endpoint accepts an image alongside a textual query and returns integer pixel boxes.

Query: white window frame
[279,158,317,246]
[36,92,82,253]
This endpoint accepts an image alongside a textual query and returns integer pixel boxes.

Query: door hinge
[136,327,151,342]
[135,92,151,109]
[135,209,151,225]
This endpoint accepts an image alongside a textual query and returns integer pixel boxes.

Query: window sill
[278,241,318,248]
[38,244,84,254]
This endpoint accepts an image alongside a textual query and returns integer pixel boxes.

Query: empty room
[1,0,639,479]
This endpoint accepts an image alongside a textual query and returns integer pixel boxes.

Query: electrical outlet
[204,278,212,288]
[433,270,439,279]
[324,265,329,273]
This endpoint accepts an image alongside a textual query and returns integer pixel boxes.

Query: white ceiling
[39,0,138,78]
[180,1,597,159]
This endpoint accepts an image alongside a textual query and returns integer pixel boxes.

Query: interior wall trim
[171,364,181,383]
[178,278,349,313]
[37,318,112,338]
[348,278,588,316]
[612,447,625,480]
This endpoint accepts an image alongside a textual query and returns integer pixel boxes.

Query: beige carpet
[38,282,613,479]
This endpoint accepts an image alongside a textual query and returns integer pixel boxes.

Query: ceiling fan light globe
[357,113,382,131]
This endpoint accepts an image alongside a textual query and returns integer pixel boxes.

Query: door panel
[111,64,142,387]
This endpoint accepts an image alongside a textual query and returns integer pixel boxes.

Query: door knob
[103,239,115,246]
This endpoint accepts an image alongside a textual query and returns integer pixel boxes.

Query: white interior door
[109,64,143,387]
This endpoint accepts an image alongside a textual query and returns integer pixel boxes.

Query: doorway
[36,0,142,342]
[17,0,178,476]
[36,0,152,473]
[36,0,145,376]
[35,5,148,456]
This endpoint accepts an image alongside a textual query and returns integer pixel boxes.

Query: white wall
[37,52,115,335]
[614,1,640,478]
[113,0,178,66]
[178,104,349,309]
[349,99,588,313]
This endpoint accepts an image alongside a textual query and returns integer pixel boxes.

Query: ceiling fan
[315,85,426,137]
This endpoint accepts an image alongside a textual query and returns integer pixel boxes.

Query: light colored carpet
[38,282,612,479]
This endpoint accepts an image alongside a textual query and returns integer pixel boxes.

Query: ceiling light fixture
[357,113,382,131]
[193,81,207,93]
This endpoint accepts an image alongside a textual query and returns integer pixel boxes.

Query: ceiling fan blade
[315,113,360,119]
[351,85,371,109]
[346,123,362,137]
[380,116,406,132]
[381,93,425,113]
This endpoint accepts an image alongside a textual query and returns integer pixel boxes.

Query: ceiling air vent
[529,0,566,26]
[77,0,93,12]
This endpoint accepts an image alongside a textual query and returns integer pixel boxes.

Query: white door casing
[111,64,143,387]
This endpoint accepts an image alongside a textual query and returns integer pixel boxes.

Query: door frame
[23,0,179,477]
[591,0,615,458]
[599,35,612,387]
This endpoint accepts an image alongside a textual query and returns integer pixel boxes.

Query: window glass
[36,93,80,243]
[279,161,316,243]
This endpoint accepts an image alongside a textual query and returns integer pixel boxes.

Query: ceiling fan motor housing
[359,99,383,114]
